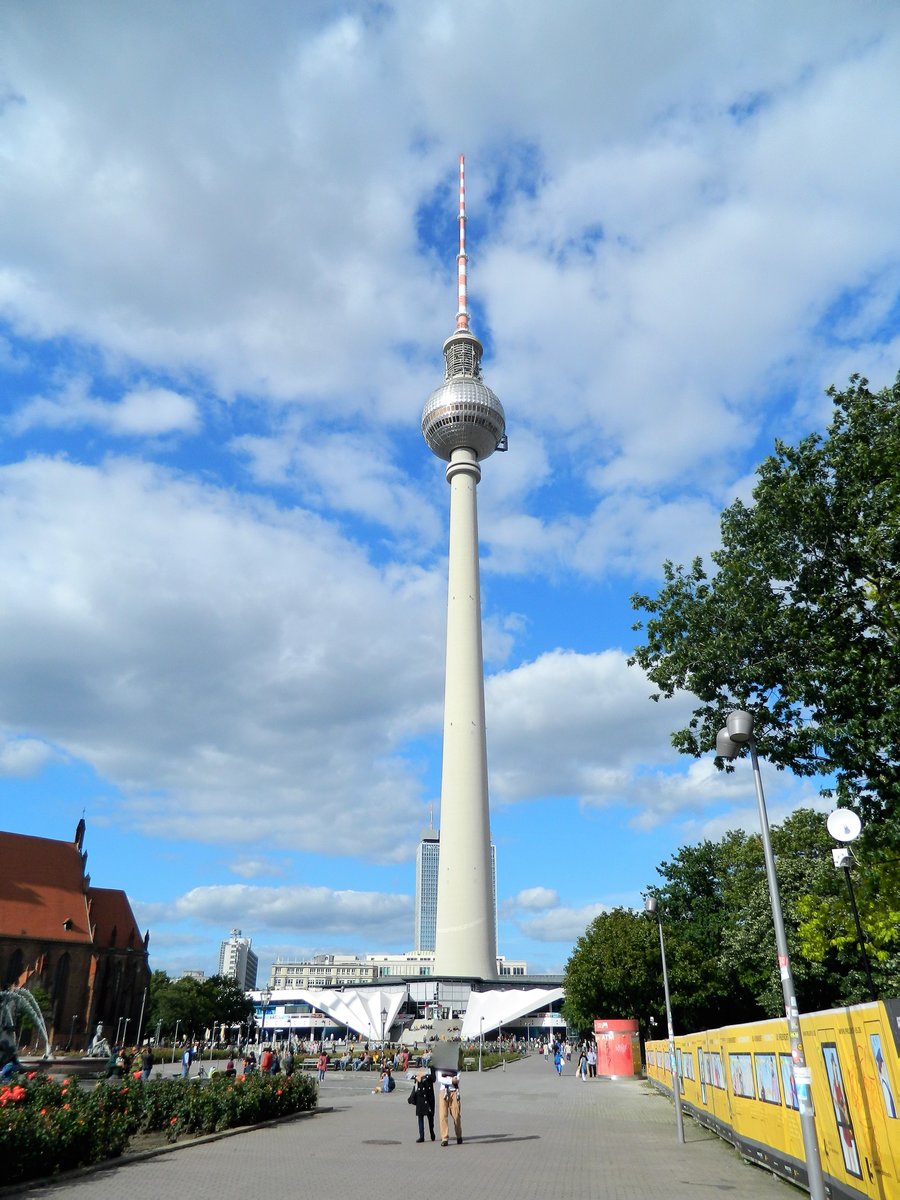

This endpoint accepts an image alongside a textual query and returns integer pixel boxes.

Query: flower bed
[0,1071,318,1186]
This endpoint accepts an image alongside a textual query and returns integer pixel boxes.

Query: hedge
[0,1070,318,1185]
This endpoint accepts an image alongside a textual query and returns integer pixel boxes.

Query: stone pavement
[19,1054,786,1200]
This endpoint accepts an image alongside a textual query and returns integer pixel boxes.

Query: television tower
[421,156,506,979]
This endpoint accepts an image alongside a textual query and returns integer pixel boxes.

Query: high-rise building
[421,158,506,978]
[218,928,258,990]
[414,826,440,952]
[414,826,497,954]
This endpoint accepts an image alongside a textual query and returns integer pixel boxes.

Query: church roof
[0,829,144,951]
[0,831,92,944]
[89,887,144,949]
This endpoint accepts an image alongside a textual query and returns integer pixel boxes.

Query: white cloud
[0,1,895,977]
[10,380,199,437]
[517,903,609,943]
[228,858,290,881]
[0,732,56,777]
[511,886,560,911]
[171,883,413,942]
[487,650,697,807]
[0,455,445,860]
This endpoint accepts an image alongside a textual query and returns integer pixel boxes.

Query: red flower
[170,1117,178,1125]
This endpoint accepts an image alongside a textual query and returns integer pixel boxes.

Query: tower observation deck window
[445,341,481,379]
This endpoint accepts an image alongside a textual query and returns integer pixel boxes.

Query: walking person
[577,1046,588,1081]
[434,1066,462,1145]
[587,1045,597,1078]
[410,1069,436,1142]
[317,1050,329,1081]
[140,1044,155,1081]
[554,1044,563,1076]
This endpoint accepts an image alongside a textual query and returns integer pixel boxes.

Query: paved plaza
[15,1054,786,1200]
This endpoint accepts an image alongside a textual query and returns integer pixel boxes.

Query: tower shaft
[433,446,497,978]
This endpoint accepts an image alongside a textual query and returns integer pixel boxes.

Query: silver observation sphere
[422,331,506,462]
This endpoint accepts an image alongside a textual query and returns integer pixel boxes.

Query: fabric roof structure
[460,987,564,1040]
[263,987,407,1040]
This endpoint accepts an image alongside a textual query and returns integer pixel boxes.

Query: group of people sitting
[221,1045,295,1077]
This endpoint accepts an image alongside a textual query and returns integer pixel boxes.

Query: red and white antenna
[456,154,469,331]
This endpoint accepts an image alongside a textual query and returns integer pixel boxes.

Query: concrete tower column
[434,447,497,978]
[421,156,506,981]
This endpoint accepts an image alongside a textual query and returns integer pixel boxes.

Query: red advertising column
[593,1018,640,1078]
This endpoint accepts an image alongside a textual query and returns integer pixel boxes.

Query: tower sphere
[421,332,506,463]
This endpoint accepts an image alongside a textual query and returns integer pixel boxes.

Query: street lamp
[381,1007,387,1051]
[260,988,272,1046]
[170,1018,181,1064]
[827,808,877,1003]
[66,1013,78,1051]
[644,895,684,1145]
[717,710,826,1200]
[479,1016,484,1072]
[832,849,876,1001]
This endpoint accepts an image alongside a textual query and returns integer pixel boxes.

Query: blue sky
[2,1,899,980]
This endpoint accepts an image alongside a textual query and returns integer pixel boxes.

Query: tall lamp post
[717,710,826,1200]
[644,896,684,1145]
[827,808,877,1003]
[260,988,272,1046]
[479,1017,484,1072]
[381,1007,387,1052]
[170,1018,181,1064]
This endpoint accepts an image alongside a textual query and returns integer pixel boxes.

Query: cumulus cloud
[487,650,697,808]
[0,2,895,975]
[228,858,290,881]
[517,903,610,943]
[172,883,412,939]
[0,732,56,777]
[10,381,200,437]
[0,454,445,860]
[511,886,560,911]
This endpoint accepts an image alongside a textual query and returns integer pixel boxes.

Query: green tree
[794,826,900,1003]
[562,907,659,1037]
[651,833,760,1030]
[630,374,900,830]
[145,972,254,1042]
[202,975,254,1030]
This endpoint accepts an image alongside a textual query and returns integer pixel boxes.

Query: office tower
[415,826,498,954]
[218,928,258,990]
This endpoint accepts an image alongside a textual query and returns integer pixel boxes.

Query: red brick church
[0,820,150,1051]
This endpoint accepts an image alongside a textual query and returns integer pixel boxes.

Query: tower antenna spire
[456,154,469,331]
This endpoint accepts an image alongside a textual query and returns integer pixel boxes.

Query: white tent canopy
[263,987,407,1040]
[460,988,564,1040]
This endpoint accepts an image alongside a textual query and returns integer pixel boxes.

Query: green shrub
[0,1070,317,1185]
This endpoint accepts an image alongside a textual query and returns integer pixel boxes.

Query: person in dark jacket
[412,1069,436,1142]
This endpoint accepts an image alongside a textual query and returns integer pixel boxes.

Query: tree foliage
[563,809,898,1037]
[630,374,900,830]
[145,972,254,1040]
[562,907,658,1036]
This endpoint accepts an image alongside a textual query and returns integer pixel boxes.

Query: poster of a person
[870,1034,897,1119]
[823,1045,862,1179]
